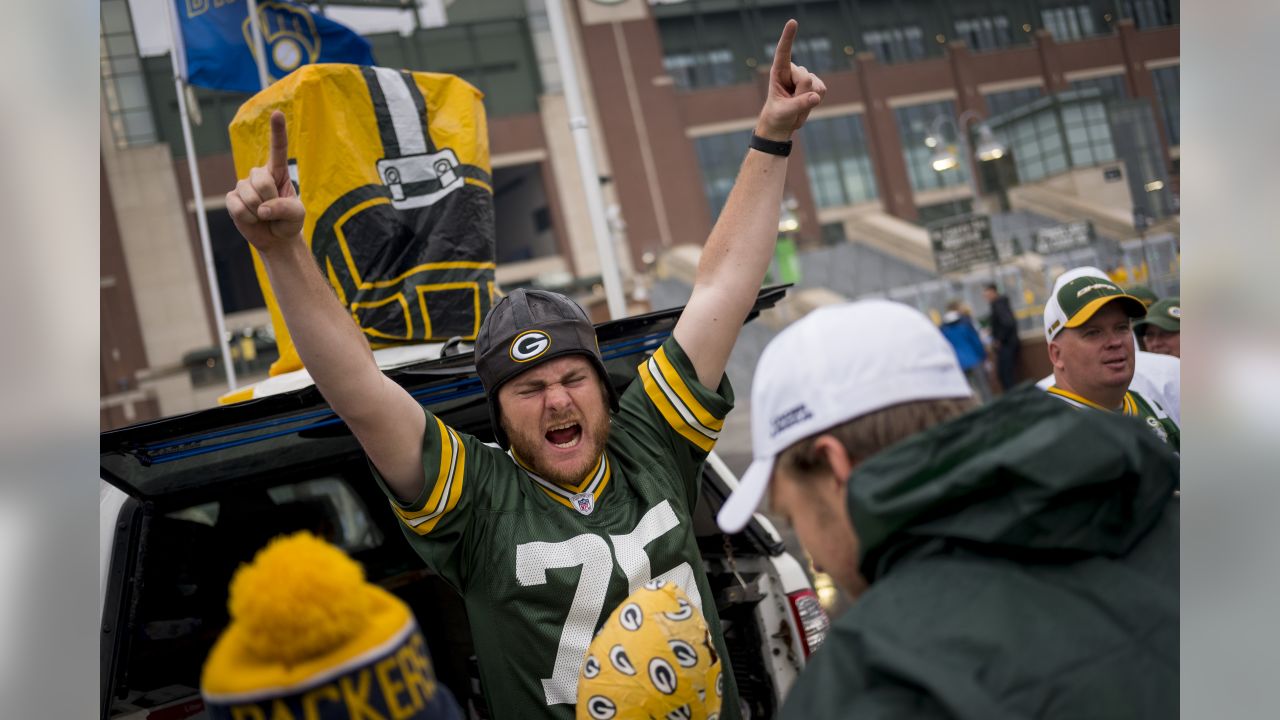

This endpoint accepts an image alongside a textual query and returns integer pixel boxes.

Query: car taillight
[787,588,830,657]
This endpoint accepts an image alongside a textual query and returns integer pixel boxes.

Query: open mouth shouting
[545,421,583,449]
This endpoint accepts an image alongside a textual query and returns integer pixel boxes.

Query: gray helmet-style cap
[475,288,619,449]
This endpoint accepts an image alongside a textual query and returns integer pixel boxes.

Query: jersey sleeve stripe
[640,359,717,453]
[651,346,726,432]
[647,355,721,440]
[391,416,453,520]
[392,418,465,534]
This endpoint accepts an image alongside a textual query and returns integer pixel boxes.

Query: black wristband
[749,133,792,157]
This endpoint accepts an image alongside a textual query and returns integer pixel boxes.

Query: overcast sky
[128,0,448,56]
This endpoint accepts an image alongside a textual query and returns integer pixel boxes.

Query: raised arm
[672,20,826,388]
[226,111,426,501]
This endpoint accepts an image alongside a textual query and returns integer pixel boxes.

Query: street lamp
[925,110,1007,214]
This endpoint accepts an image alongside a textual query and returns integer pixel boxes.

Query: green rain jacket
[781,388,1179,720]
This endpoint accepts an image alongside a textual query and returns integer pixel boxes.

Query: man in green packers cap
[1043,275,1180,451]
[1135,296,1181,358]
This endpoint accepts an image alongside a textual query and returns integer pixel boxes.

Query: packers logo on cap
[510,330,552,362]
[576,584,721,720]
[1168,306,1181,318]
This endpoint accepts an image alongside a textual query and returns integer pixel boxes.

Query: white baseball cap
[716,300,973,534]
[1042,265,1146,342]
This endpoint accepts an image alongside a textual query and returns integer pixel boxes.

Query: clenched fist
[756,20,828,141]
[226,110,306,256]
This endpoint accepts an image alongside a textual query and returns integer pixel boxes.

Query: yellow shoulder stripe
[651,346,725,432]
[1046,386,1110,411]
[640,360,716,453]
[1122,393,1138,416]
[392,418,465,535]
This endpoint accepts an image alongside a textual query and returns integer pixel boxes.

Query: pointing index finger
[268,110,289,181]
[772,19,798,79]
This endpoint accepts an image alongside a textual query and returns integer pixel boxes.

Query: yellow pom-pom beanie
[576,581,723,720]
[200,532,460,719]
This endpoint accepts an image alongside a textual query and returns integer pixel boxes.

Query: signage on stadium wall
[1033,221,1096,255]
[928,215,998,274]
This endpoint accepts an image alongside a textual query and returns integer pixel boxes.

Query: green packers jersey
[1045,385,1180,452]
[371,338,741,720]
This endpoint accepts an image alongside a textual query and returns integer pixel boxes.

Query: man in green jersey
[1042,274,1180,451]
[225,20,826,719]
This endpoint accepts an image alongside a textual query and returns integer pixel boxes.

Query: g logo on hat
[1168,306,1182,318]
[509,330,551,362]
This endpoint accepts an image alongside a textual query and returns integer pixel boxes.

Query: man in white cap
[1040,272,1179,451]
[1036,266,1181,425]
[717,299,1178,720]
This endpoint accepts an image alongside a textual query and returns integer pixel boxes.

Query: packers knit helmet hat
[1134,296,1181,333]
[717,300,973,534]
[201,532,461,719]
[1043,274,1147,342]
[475,288,619,449]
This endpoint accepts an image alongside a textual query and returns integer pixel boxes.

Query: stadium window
[763,36,837,73]
[1151,65,1180,146]
[1040,5,1099,41]
[1070,74,1128,102]
[1125,0,1177,29]
[953,15,1011,51]
[893,101,970,192]
[861,26,926,64]
[985,86,1042,118]
[101,0,158,148]
[663,48,737,90]
[693,130,753,221]
[798,114,878,209]
[1060,98,1116,167]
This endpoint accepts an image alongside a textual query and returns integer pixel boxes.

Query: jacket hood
[849,387,1178,582]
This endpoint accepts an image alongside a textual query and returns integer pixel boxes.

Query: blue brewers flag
[172,0,374,92]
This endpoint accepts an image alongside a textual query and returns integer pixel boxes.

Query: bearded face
[497,355,612,486]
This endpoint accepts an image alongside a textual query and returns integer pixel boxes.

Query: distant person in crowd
[1135,297,1181,358]
[1042,274,1179,451]
[1127,284,1159,308]
[717,300,1179,720]
[940,299,991,402]
[1037,266,1181,425]
[201,532,463,720]
[982,283,1020,392]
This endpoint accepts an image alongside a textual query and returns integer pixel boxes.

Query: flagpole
[246,0,272,90]
[165,0,238,392]
[543,0,627,320]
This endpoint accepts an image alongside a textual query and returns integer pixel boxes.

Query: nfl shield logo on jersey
[573,493,595,515]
